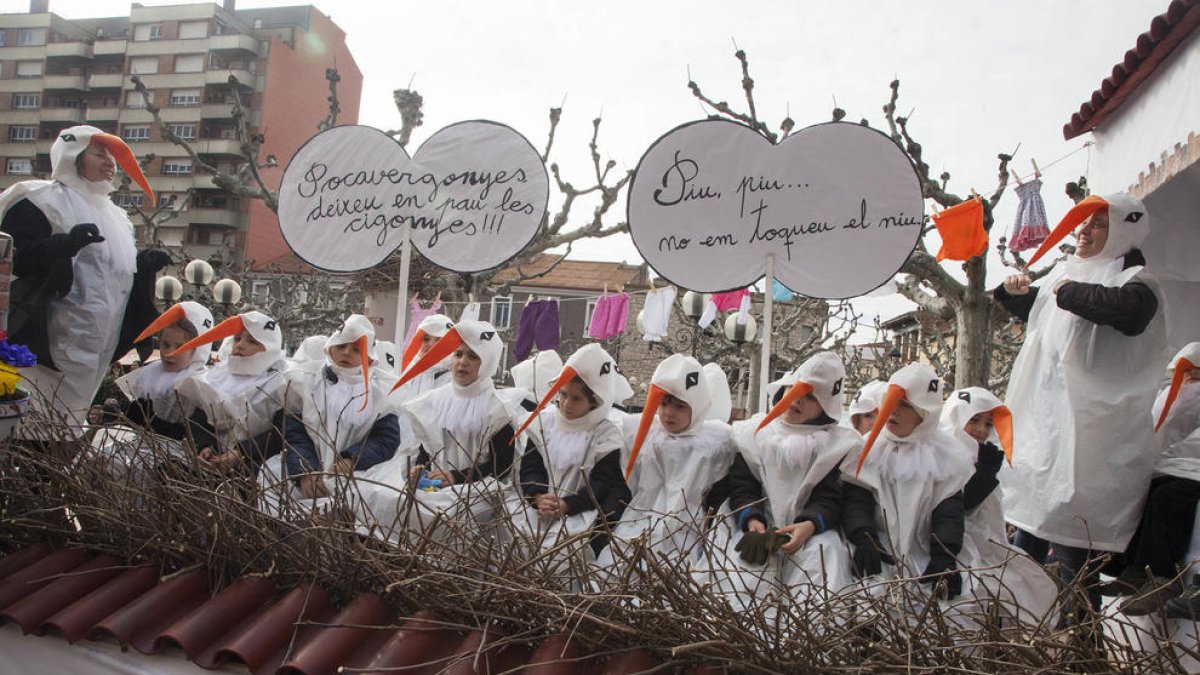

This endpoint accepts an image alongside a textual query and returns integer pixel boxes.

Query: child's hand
[776,521,816,554]
[536,494,568,519]
[746,518,767,534]
[408,464,425,481]
[299,474,329,499]
[202,448,242,472]
[426,469,455,486]
[333,457,355,476]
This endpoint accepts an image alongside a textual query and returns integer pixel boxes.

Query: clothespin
[649,276,656,291]
[1030,159,1041,178]
[468,292,475,304]
[410,291,419,302]
[969,188,981,200]
[1010,169,1023,186]
[524,295,533,307]
[434,290,442,302]
[603,282,608,297]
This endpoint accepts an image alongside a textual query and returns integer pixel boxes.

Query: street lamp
[724,313,758,344]
[681,290,707,319]
[154,275,183,304]
[157,258,243,320]
[183,259,214,289]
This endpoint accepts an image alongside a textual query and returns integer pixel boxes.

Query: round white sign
[278,122,548,274]
[627,120,923,298]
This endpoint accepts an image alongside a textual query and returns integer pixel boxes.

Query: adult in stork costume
[940,387,1057,624]
[114,301,213,440]
[356,320,521,538]
[391,313,454,402]
[709,352,859,611]
[995,192,1168,619]
[596,354,734,569]
[0,125,167,436]
[267,315,403,504]
[507,344,632,560]
[847,379,886,436]
[1109,343,1200,616]
[841,363,975,600]
[172,310,290,474]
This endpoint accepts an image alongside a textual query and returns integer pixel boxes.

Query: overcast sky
[17,0,1170,328]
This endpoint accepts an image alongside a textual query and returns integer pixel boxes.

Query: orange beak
[91,133,156,206]
[390,328,462,394]
[932,197,987,263]
[401,329,427,371]
[625,384,667,480]
[356,335,371,412]
[854,384,906,478]
[992,405,1014,465]
[756,381,815,433]
[134,303,186,344]
[1025,195,1107,267]
[170,314,243,356]
[512,366,578,441]
[1155,358,1196,433]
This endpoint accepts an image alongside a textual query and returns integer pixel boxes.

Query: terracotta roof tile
[491,254,648,292]
[0,545,719,674]
[1063,0,1200,139]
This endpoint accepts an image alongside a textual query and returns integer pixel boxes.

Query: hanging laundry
[460,301,481,322]
[735,292,752,326]
[772,280,794,302]
[588,292,629,340]
[641,286,677,342]
[404,298,443,344]
[699,287,750,329]
[514,299,560,361]
[932,197,987,262]
[1009,178,1051,253]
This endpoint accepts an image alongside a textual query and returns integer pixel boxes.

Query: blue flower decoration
[0,341,37,367]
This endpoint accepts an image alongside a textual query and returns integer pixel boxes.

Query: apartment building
[0,0,362,266]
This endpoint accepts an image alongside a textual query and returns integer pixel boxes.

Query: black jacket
[415,424,518,485]
[519,447,631,522]
[993,249,1157,336]
[728,453,843,534]
[1,197,157,369]
[842,483,965,560]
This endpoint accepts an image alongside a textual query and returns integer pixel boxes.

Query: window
[168,89,200,106]
[121,125,150,142]
[584,299,597,333]
[133,24,162,41]
[6,159,33,176]
[12,94,40,110]
[129,56,158,75]
[15,61,43,79]
[125,90,150,108]
[17,28,46,47]
[178,21,208,39]
[174,54,203,73]
[490,296,513,329]
[250,281,269,302]
[167,123,196,140]
[162,158,192,176]
[0,31,6,47]
[112,193,144,209]
[8,126,37,142]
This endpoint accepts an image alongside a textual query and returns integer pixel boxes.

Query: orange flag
[933,197,987,262]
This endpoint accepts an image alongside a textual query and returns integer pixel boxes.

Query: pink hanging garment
[1009,178,1051,253]
[711,288,750,311]
[588,292,629,339]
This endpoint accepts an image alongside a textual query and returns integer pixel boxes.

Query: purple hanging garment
[1009,178,1051,253]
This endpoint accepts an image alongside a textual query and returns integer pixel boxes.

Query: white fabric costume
[173,310,289,454]
[392,313,454,402]
[1152,343,1200,483]
[1002,193,1170,551]
[115,301,214,427]
[0,125,153,431]
[598,355,734,568]
[709,352,859,608]
[356,320,516,539]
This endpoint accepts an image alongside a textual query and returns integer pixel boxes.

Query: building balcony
[134,72,205,90]
[208,33,260,56]
[84,106,121,122]
[87,72,124,90]
[40,107,85,123]
[206,69,254,88]
[200,102,236,120]
[45,41,91,60]
[193,138,244,157]
[0,140,52,157]
[0,111,43,125]
[41,74,88,92]
[148,174,220,192]
[93,40,128,56]
[184,207,247,228]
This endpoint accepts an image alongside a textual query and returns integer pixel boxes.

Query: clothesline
[1008,141,1093,185]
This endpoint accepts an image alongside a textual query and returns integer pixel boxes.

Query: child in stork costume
[710,351,859,610]
[841,363,975,602]
[290,334,330,368]
[507,344,632,560]
[112,301,214,440]
[1108,343,1200,616]
[847,380,886,437]
[596,354,734,568]
[940,387,1057,623]
[172,310,290,475]
[262,315,404,506]
[391,313,455,402]
[356,320,521,538]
